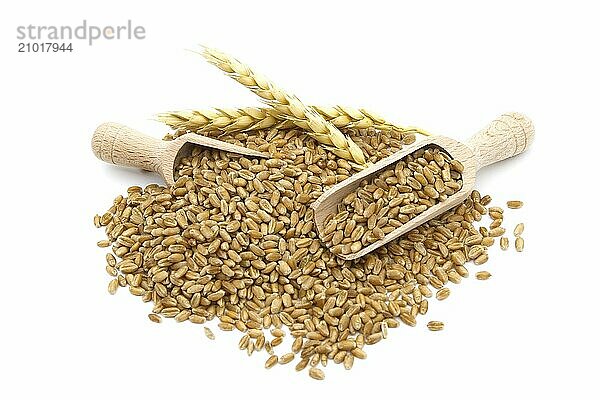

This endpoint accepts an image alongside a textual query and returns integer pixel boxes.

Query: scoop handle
[91,123,166,174]
[466,112,534,169]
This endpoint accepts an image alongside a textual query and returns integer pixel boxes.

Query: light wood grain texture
[312,112,534,260]
[91,123,267,185]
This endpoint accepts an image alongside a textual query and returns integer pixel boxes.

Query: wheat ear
[200,47,368,167]
[158,106,429,136]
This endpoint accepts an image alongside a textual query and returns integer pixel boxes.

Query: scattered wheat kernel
[475,271,492,280]
[279,353,295,364]
[514,223,524,237]
[148,313,162,323]
[515,237,525,252]
[265,355,278,369]
[436,288,451,301]
[427,321,444,331]
[500,237,509,250]
[271,328,285,337]
[309,367,325,380]
[97,240,111,248]
[507,200,523,209]
[204,327,215,340]
[107,279,118,295]
[343,353,354,370]
[295,358,309,372]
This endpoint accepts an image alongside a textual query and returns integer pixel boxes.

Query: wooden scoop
[312,112,534,260]
[91,122,267,185]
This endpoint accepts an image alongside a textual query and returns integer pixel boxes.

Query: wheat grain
[514,223,524,237]
[309,367,325,380]
[427,321,444,331]
[475,271,492,280]
[204,327,216,339]
[265,355,278,369]
[507,200,523,209]
[515,237,525,252]
[148,313,162,323]
[95,120,518,379]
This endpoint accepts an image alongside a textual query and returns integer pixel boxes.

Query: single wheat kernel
[474,253,489,265]
[204,327,215,340]
[351,348,367,359]
[107,279,118,295]
[436,288,450,301]
[343,353,354,370]
[239,335,250,350]
[309,367,325,380]
[105,265,117,277]
[514,223,524,237]
[481,237,495,247]
[427,321,444,331]
[515,237,524,252]
[295,358,309,372]
[489,227,506,237]
[271,328,285,337]
[475,271,492,280]
[218,323,234,331]
[148,313,162,323]
[279,353,295,364]
[265,355,278,369]
[105,253,116,267]
[292,337,303,353]
[500,237,509,250]
[507,200,523,209]
[97,240,111,248]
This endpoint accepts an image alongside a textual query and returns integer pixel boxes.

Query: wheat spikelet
[158,107,292,134]
[200,47,368,167]
[158,106,429,137]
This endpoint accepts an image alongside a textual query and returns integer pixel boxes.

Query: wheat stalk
[199,47,368,167]
[158,106,430,137]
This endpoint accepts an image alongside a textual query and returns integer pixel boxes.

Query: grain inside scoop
[312,112,534,260]
[91,122,267,185]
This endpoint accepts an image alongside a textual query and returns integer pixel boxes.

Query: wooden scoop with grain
[312,112,534,260]
[91,122,267,185]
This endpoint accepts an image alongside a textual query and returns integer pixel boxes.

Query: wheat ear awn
[199,47,368,167]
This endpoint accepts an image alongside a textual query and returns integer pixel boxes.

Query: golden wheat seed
[107,279,118,295]
[295,358,309,372]
[515,237,524,252]
[514,223,524,237]
[436,288,450,301]
[309,367,325,380]
[265,355,278,369]
[500,237,509,250]
[204,327,215,340]
[427,321,444,331]
[475,271,492,280]
[279,353,295,364]
[343,353,354,370]
[148,313,162,323]
[271,328,285,337]
[507,200,523,209]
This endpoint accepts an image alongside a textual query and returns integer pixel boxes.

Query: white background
[1,1,598,398]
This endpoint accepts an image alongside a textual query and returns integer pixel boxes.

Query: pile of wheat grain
[94,48,524,380]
